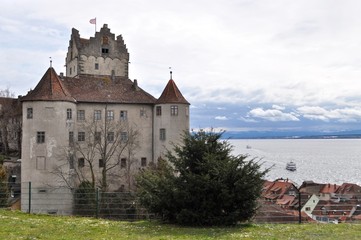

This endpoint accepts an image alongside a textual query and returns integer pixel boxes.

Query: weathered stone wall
[66,24,129,78]
[153,103,190,160]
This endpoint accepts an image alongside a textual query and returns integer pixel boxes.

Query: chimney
[132,79,139,91]
[59,72,64,78]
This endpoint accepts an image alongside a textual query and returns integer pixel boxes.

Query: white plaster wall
[21,101,76,213]
[153,104,190,160]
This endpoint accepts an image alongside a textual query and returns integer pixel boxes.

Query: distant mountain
[222,129,361,139]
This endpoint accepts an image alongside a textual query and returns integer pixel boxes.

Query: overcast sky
[2,0,361,135]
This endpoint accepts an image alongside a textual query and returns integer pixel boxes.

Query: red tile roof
[320,183,340,194]
[22,68,157,104]
[22,67,75,102]
[156,79,189,104]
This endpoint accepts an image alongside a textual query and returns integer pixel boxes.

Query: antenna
[49,57,52,67]
[169,67,172,79]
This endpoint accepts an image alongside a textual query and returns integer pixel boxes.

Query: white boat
[286,161,297,171]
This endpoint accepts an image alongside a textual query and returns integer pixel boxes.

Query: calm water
[230,139,361,186]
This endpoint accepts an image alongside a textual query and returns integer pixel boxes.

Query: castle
[20,24,189,213]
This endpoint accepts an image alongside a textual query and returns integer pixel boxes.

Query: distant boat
[286,161,297,171]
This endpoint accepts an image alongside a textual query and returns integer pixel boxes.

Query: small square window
[121,158,127,169]
[102,48,109,54]
[77,110,85,121]
[37,131,45,143]
[95,132,101,143]
[171,105,178,116]
[141,157,147,167]
[107,132,114,142]
[160,128,166,141]
[156,106,162,116]
[69,155,75,169]
[67,108,72,120]
[94,110,102,120]
[107,110,114,121]
[78,132,85,141]
[78,158,85,168]
[121,132,128,142]
[95,63,99,70]
[99,159,104,168]
[140,108,146,117]
[120,110,128,121]
[27,108,33,119]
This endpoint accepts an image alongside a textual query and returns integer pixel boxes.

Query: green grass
[1,209,361,240]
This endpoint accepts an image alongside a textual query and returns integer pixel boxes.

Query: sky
[2,0,361,136]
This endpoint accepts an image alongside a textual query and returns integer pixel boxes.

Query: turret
[153,72,190,159]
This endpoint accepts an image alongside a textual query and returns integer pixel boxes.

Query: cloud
[239,117,258,123]
[297,106,361,122]
[272,104,285,110]
[248,108,299,122]
[215,116,228,121]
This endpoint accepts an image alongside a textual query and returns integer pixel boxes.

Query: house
[20,24,190,214]
[319,183,340,201]
[334,183,361,201]
[262,179,299,208]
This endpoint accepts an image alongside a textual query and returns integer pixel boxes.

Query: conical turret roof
[156,79,189,104]
[22,67,75,102]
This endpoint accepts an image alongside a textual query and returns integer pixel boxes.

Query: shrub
[137,130,268,226]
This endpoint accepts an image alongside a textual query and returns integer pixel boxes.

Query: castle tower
[65,24,129,78]
[154,72,190,160]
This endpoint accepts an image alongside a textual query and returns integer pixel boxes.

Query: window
[107,132,114,142]
[141,157,147,167]
[186,106,189,117]
[27,108,33,119]
[95,132,101,143]
[121,132,128,142]
[140,107,146,117]
[77,110,85,121]
[160,128,166,141]
[78,132,85,141]
[36,156,46,170]
[70,67,72,75]
[99,159,104,168]
[156,106,162,116]
[37,131,45,143]
[171,105,178,116]
[94,110,102,120]
[78,158,85,168]
[69,131,74,144]
[121,158,127,169]
[69,155,75,169]
[306,207,311,211]
[102,48,109,54]
[95,63,99,70]
[66,108,72,120]
[120,110,128,121]
[107,110,114,121]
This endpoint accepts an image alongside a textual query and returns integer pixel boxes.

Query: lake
[229,139,361,186]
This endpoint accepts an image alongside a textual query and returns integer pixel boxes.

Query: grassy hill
[1,209,360,239]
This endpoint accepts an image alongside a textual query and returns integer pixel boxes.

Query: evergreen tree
[136,130,268,226]
[0,164,9,207]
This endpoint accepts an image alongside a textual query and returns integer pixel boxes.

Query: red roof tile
[156,79,189,104]
[22,68,75,102]
[22,68,157,104]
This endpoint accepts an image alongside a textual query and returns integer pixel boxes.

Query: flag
[89,18,96,24]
